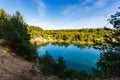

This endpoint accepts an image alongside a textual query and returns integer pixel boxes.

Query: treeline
[28,26,114,44]
[0,9,38,61]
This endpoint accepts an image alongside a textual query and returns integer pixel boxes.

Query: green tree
[55,56,66,78]
[40,52,56,76]
[95,8,120,78]
[0,9,8,38]
[1,10,38,61]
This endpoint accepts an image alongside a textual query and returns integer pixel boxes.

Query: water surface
[38,42,100,72]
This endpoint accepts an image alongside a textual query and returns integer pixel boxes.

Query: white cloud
[61,4,78,16]
[82,0,108,12]
[81,0,94,5]
[61,0,109,16]
[34,0,46,17]
[82,0,107,7]
[93,0,107,8]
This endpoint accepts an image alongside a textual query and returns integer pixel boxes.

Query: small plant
[29,65,37,76]
[20,74,32,80]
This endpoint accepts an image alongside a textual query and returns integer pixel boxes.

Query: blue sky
[0,0,120,30]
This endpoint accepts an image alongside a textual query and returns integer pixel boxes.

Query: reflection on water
[38,42,100,73]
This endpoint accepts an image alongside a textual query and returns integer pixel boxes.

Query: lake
[38,42,100,73]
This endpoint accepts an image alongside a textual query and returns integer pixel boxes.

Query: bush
[0,9,38,62]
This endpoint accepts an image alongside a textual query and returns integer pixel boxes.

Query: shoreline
[31,40,95,45]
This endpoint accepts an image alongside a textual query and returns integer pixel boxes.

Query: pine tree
[0,9,38,61]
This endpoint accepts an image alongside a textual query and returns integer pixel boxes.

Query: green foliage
[65,68,78,79]
[54,56,66,78]
[20,74,32,80]
[40,52,56,76]
[29,65,37,76]
[0,9,8,39]
[94,8,120,78]
[0,9,38,61]
[40,52,92,80]
[27,25,43,38]
[28,26,114,44]
[77,71,92,80]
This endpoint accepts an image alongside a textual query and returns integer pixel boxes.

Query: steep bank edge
[0,39,47,80]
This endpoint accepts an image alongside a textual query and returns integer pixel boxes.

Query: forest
[0,8,120,80]
[28,25,114,44]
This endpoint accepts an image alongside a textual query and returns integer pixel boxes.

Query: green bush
[0,9,38,62]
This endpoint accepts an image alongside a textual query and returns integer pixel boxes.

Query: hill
[28,26,113,44]
[0,39,59,80]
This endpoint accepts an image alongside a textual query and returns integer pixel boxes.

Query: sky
[0,0,120,30]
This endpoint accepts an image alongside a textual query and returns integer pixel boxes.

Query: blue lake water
[38,42,100,73]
